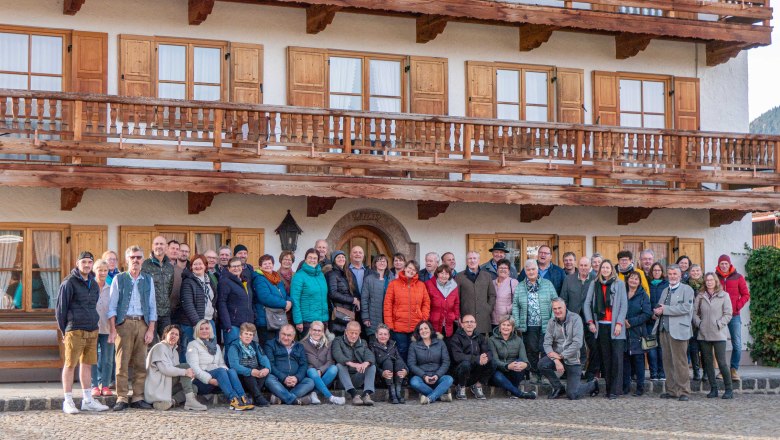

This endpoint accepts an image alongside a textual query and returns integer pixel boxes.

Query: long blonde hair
[303,321,329,347]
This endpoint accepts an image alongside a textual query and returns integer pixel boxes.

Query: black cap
[78,251,94,261]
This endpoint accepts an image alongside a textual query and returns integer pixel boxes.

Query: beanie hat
[718,254,731,265]
[233,244,248,255]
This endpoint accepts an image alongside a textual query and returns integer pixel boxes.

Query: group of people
[54,238,749,414]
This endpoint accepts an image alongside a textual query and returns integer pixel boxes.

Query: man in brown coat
[455,251,496,335]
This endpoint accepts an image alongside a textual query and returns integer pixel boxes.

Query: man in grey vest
[654,264,695,401]
[108,245,157,411]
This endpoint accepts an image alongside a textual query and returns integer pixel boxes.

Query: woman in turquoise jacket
[253,254,292,345]
[290,248,329,336]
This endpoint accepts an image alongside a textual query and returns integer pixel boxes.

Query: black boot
[386,379,399,404]
[394,377,406,404]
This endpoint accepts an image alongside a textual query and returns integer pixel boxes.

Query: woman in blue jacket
[622,272,652,396]
[253,254,292,345]
[226,323,272,407]
[217,257,255,346]
[646,262,668,380]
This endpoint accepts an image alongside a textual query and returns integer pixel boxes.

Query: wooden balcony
[1,89,779,222]
[178,0,773,65]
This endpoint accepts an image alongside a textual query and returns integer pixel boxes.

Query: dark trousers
[688,335,702,373]
[596,324,625,396]
[646,339,665,378]
[155,314,171,341]
[391,331,412,363]
[238,374,267,400]
[523,326,542,375]
[700,340,733,392]
[584,328,601,380]
[454,360,494,387]
[622,352,646,394]
[379,358,404,374]
[538,357,596,400]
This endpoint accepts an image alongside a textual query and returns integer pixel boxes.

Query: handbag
[331,305,355,324]
[265,307,288,330]
[641,318,659,351]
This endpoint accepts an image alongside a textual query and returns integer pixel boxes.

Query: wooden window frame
[0,25,71,93]
[493,63,555,122]
[593,235,703,266]
[0,222,69,318]
[327,49,407,112]
[153,36,228,102]
[612,72,673,129]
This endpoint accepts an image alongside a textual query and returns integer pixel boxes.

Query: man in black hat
[56,251,110,414]
[480,242,517,280]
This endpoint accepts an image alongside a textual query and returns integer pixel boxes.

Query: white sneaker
[81,399,110,412]
[329,395,346,405]
[63,399,80,414]
[310,392,321,405]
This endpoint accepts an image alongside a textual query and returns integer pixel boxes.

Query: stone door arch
[326,209,418,263]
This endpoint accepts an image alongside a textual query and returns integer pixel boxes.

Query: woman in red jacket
[425,264,460,339]
[716,254,750,380]
[383,260,430,362]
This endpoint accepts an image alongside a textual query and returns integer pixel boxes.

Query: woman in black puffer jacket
[326,251,359,336]
[369,324,408,404]
[174,255,217,363]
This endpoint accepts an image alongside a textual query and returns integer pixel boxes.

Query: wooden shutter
[677,238,705,267]
[70,225,108,268]
[229,42,263,104]
[119,35,154,97]
[594,236,622,261]
[71,31,108,94]
[467,234,496,265]
[287,47,327,107]
[466,61,495,118]
[673,77,700,131]
[119,226,156,267]
[555,67,584,124]
[592,71,619,126]
[229,228,265,268]
[558,235,586,266]
[409,56,448,115]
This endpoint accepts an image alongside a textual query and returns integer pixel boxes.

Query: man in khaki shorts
[55,251,110,414]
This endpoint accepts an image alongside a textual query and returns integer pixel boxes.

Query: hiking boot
[184,393,208,411]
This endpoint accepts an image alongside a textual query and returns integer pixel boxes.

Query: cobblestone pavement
[0,394,777,440]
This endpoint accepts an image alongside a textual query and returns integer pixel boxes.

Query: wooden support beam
[617,207,654,225]
[520,204,555,223]
[416,15,449,44]
[417,200,449,220]
[615,33,653,59]
[188,0,216,25]
[63,0,86,15]
[518,24,557,52]
[709,209,748,227]
[307,196,340,217]
[188,191,217,215]
[61,188,85,211]
[306,5,341,34]
[706,41,752,67]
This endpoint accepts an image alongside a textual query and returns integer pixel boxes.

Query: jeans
[491,370,526,398]
[391,331,412,363]
[538,357,596,400]
[727,315,742,370]
[454,360,494,387]
[264,375,315,405]
[646,339,665,378]
[622,353,646,393]
[700,340,733,391]
[193,368,246,401]
[307,366,338,399]
[222,325,241,347]
[91,333,115,388]
[337,364,376,394]
[409,375,454,402]
[523,326,543,376]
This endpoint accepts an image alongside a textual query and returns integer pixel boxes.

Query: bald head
[578,257,591,277]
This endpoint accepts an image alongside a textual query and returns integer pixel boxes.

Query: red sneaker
[91,387,101,398]
[101,387,113,397]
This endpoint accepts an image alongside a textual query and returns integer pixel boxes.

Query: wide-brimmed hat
[489,242,509,253]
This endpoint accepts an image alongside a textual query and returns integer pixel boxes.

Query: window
[467,233,585,269]
[0,225,67,313]
[619,78,667,129]
[157,39,226,101]
[328,54,404,112]
[594,236,704,269]
[496,67,552,122]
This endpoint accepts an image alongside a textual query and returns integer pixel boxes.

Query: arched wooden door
[337,226,392,267]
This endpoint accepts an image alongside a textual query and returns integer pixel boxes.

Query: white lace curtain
[32,231,61,309]
[194,233,222,255]
[0,230,22,310]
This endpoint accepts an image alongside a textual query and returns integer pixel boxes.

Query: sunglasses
[128,255,143,260]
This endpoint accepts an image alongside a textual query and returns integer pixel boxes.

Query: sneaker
[101,387,113,397]
[229,397,253,411]
[419,395,430,405]
[440,391,453,402]
[91,387,102,398]
[254,395,270,407]
[329,395,346,405]
[269,395,281,405]
[240,395,255,410]
[63,399,80,414]
[361,393,374,406]
[309,392,321,405]
[470,385,487,400]
[297,395,312,406]
[351,395,364,406]
[455,385,467,400]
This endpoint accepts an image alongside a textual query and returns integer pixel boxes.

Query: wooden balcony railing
[1,89,779,192]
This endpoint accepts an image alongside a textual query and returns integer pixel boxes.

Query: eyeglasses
[462,320,476,324]
[229,265,243,269]
[128,255,143,260]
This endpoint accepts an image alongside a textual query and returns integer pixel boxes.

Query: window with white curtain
[157,41,224,101]
[329,54,404,112]
[619,79,666,129]
[495,67,551,122]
